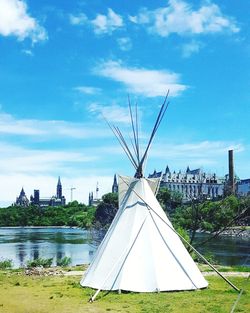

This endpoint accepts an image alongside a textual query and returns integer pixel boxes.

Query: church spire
[57,176,62,199]
[112,174,118,193]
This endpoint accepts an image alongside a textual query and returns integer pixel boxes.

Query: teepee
[81,94,208,296]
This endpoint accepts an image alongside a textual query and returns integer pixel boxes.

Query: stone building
[30,177,66,207]
[15,188,30,207]
[148,166,225,202]
[238,179,250,196]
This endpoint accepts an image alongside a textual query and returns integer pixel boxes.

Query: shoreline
[0,226,79,229]
[219,228,250,238]
[1,226,249,238]
[2,264,249,276]
[195,227,250,239]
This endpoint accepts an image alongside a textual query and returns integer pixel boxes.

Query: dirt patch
[203,271,249,277]
[23,267,249,278]
[24,267,65,276]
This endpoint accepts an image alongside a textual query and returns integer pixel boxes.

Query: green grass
[0,269,249,313]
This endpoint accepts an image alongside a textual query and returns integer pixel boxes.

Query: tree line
[0,201,96,228]
[0,191,249,241]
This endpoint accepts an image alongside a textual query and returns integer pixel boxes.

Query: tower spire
[57,176,62,199]
[96,182,99,199]
[112,174,118,193]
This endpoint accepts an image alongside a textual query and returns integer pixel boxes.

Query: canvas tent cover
[81,176,208,292]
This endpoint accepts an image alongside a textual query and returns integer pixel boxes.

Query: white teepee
[81,95,208,294]
[81,176,208,292]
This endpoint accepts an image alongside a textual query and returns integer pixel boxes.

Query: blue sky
[0,0,249,206]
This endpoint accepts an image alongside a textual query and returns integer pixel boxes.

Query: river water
[0,227,249,268]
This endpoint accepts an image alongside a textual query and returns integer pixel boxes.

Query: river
[0,227,249,268]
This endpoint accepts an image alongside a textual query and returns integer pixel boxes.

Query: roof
[148,170,162,178]
[239,178,250,184]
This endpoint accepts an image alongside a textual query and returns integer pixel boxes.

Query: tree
[94,193,118,228]
[157,188,182,215]
[172,195,249,247]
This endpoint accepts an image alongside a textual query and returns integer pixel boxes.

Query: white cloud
[0,112,45,135]
[182,40,202,58]
[21,49,33,56]
[167,141,243,156]
[88,102,131,124]
[145,140,247,180]
[150,141,244,167]
[94,60,187,97]
[0,140,117,206]
[0,111,109,138]
[130,0,239,37]
[117,37,132,51]
[0,139,246,207]
[75,86,102,95]
[69,8,123,35]
[69,13,87,25]
[0,142,97,175]
[0,0,47,43]
[91,8,123,34]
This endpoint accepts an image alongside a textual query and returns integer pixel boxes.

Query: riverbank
[21,264,250,277]
[1,225,249,237]
[1,225,249,236]
[219,227,250,238]
[0,266,249,313]
[0,226,79,229]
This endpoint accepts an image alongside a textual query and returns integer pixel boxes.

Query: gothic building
[57,177,62,199]
[112,174,118,193]
[148,166,225,202]
[238,179,250,196]
[30,177,66,207]
[15,188,30,207]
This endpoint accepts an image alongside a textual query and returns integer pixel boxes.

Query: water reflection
[0,227,249,268]
[17,243,26,267]
[193,233,250,266]
[0,227,97,268]
[54,232,64,265]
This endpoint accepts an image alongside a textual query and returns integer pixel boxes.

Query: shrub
[56,256,71,267]
[26,257,53,268]
[0,258,13,269]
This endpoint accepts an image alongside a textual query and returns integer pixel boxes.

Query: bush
[26,257,53,268]
[0,258,13,269]
[56,256,71,267]
[193,252,217,265]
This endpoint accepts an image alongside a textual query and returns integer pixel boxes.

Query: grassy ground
[0,269,249,313]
